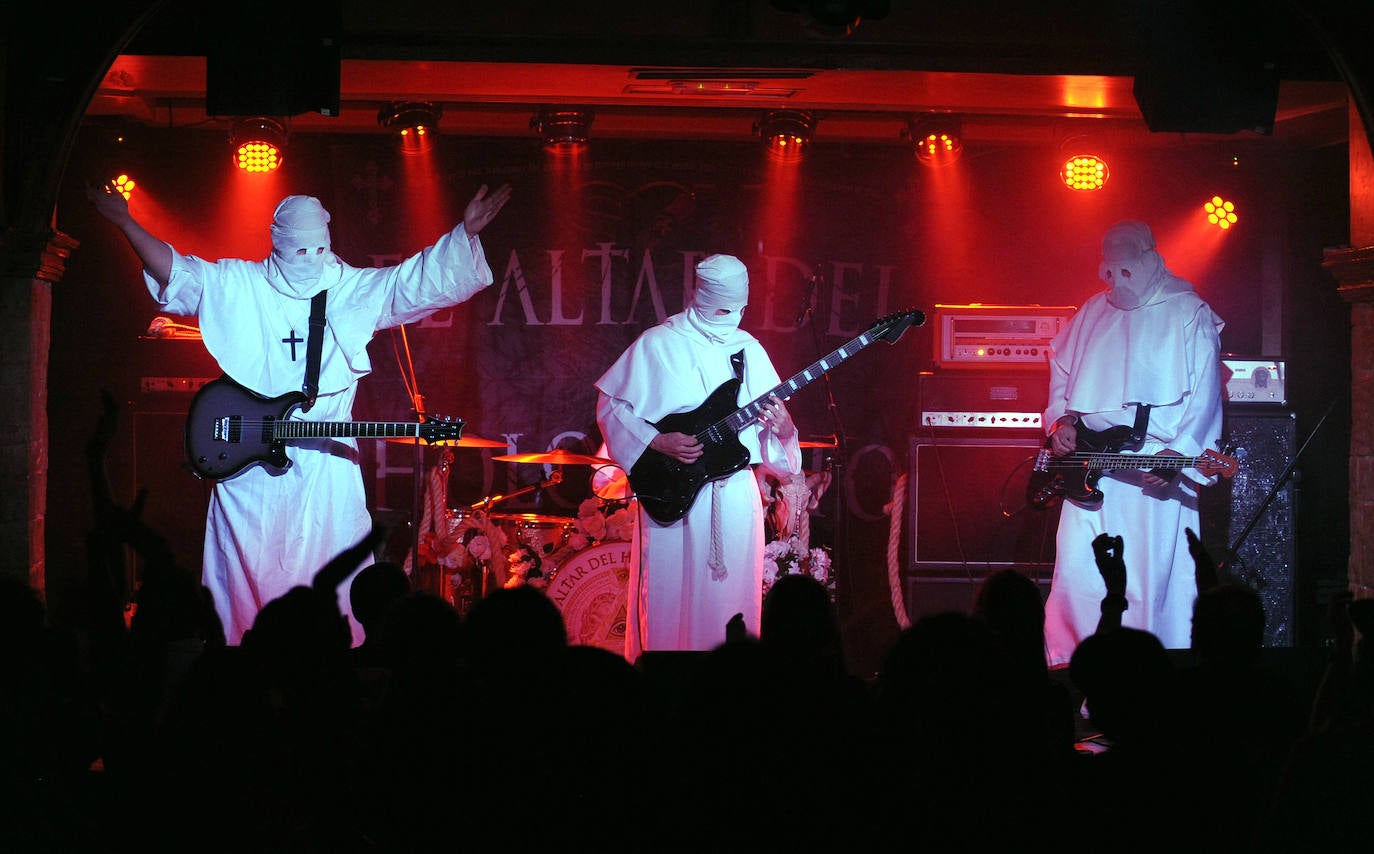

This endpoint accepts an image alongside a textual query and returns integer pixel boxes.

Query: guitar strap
[708,349,748,581]
[300,289,328,413]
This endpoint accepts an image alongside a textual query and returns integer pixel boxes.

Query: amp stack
[130,320,218,579]
[1201,356,1295,647]
[903,304,1075,621]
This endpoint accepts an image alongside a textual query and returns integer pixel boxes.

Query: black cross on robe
[282,329,304,361]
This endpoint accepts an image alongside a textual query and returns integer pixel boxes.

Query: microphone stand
[1217,396,1336,577]
[797,280,851,612]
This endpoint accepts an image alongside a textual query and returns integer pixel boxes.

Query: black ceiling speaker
[205,0,341,118]
[1127,0,1282,135]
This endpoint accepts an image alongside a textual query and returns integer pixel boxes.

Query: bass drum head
[545,540,632,658]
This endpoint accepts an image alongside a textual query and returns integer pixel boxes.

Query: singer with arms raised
[595,254,802,661]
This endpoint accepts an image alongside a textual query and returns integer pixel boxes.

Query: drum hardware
[383,433,508,448]
[492,449,616,466]
[468,470,563,513]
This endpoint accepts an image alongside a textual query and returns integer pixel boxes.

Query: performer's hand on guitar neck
[757,394,796,442]
[650,431,703,464]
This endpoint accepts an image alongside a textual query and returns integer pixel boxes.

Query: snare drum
[490,513,575,558]
[545,541,632,657]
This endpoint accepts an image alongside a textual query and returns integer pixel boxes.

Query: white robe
[1041,281,1224,667]
[595,313,800,660]
[146,225,492,645]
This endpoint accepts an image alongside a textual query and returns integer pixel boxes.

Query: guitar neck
[1066,452,1208,472]
[725,326,884,432]
[272,421,425,440]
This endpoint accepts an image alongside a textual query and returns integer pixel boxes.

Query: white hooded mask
[1098,220,1176,311]
[266,195,339,299]
[686,253,749,342]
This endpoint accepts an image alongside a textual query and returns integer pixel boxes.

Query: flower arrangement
[762,535,834,598]
[567,498,635,550]
[417,512,511,600]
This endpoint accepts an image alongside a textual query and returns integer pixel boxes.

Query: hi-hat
[384,434,508,449]
[493,449,615,466]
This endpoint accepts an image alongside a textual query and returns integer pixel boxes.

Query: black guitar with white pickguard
[629,308,925,525]
[183,374,465,481]
[1026,418,1238,510]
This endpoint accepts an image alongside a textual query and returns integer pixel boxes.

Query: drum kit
[389,429,834,655]
[390,434,631,645]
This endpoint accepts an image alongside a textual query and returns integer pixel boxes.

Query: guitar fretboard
[1044,452,1208,472]
[270,421,424,440]
[719,331,881,436]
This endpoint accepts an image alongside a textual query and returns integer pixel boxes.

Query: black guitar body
[1027,423,1143,510]
[629,378,753,525]
[184,376,305,481]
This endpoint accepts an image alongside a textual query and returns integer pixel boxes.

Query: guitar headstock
[872,308,927,343]
[419,415,466,443]
[1199,447,1239,479]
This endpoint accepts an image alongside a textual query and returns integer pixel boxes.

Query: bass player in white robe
[87,182,511,645]
[1042,220,1225,667]
[596,254,802,662]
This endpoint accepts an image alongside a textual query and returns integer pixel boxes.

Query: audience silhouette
[6,398,1371,851]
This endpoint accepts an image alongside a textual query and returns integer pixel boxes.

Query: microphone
[796,265,822,326]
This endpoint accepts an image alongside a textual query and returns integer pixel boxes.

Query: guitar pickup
[921,411,1043,429]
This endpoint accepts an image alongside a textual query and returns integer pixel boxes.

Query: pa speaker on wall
[907,436,1060,570]
[1127,0,1281,135]
[205,1,342,117]
[1200,407,1297,647]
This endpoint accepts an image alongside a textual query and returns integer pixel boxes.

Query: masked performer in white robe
[596,254,801,661]
[1041,220,1225,667]
[88,183,511,645]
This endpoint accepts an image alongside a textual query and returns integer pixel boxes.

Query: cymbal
[799,440,838,449]
[383,435,508,449]
[493,450,615,466]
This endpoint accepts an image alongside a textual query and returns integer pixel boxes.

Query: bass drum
[545,540,632,657]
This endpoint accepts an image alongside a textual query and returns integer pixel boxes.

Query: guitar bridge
[213,416,240,444]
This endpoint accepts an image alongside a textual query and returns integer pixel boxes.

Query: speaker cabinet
[131,410,212,578]
[1201,407,1297,647]
[902,568,1053,624]
[907,436,1060,570]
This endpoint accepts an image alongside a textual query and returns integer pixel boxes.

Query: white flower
[467,534,494,561]
[605,508,635,542]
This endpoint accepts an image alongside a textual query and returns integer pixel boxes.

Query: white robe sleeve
[596,390,663,471]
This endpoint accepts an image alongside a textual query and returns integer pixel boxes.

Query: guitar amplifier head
[916,370,1049,433]
[932,303,1076,370]
[1222,356,1286,407]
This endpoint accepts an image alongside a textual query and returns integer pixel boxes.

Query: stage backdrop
[52,125,1349,671]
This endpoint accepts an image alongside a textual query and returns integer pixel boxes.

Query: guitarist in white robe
[1041,220,1225,667]
[596,254,802,661]
[87,182,511,645]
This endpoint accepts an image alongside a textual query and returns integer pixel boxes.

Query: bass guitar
[629,308,925,525]
[184,374,465,481]
[1026,421,1238,510]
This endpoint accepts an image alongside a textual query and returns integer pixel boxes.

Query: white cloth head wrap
[1098,220,1169,310]
[268,195,336,298]
[687,253,749,341]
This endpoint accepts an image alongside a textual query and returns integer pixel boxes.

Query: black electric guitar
[183,374,465,481]
[1026,421,1238,510]
[629,308,925,525]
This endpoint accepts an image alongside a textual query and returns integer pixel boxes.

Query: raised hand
[1185,526,1218,592]
[85,180,131,224]
[462,183,513,235]
[1092,533,1127,597]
